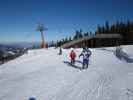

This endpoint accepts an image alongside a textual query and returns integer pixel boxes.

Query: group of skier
[69,48,92,69]
[58,46,92,69]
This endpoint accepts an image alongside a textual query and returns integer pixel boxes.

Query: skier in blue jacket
[79,48,92,69]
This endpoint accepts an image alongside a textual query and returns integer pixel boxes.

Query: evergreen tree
[127,20,131,33]
[79,29,83,38]
[105,21,110,33]
[110,24,115,33]
[79,29,82,34]
[65,37,68,43]
[116,20,120,33]
[101,26,105,33]
[89,31,93,36]
[73,30,79,40]
[97,25,102,34]
[79,33,83,38]
[84,32,89,37]
[69,36,72,41]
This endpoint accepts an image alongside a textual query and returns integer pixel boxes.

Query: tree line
[96,20,133,44]
[53,29,94,47]
[50,20,133,47]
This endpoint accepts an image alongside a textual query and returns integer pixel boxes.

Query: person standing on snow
[115,43,123,59]
[69,49,76,65]
[79,48,92,69]
[58,47,62,55]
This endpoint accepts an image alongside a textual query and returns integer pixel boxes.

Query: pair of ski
[63,61,88,71]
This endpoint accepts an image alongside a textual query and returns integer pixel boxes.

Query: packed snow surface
[0,45,133,100]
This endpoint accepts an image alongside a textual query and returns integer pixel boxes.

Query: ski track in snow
[0,46,133,100]
[52,66,113,100]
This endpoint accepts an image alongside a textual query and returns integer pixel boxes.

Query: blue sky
[0,0,133,43]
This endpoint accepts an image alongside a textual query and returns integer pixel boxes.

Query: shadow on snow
[63,61,82,70]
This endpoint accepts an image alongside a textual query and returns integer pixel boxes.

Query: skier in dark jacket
[115,45,122,59]
[79,48,92,69]
[69,49,76,65]
[58,47,62,55]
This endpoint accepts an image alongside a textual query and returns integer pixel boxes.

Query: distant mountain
[0,44,11,51]
[0,42,40,51]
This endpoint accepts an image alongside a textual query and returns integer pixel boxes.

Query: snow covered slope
[0,46,133,100]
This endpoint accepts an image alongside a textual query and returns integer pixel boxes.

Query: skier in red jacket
[69,50,76,65]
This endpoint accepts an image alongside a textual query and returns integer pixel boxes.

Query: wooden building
[62,34,122,48]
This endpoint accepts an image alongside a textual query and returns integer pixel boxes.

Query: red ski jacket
[70,51,76,60]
